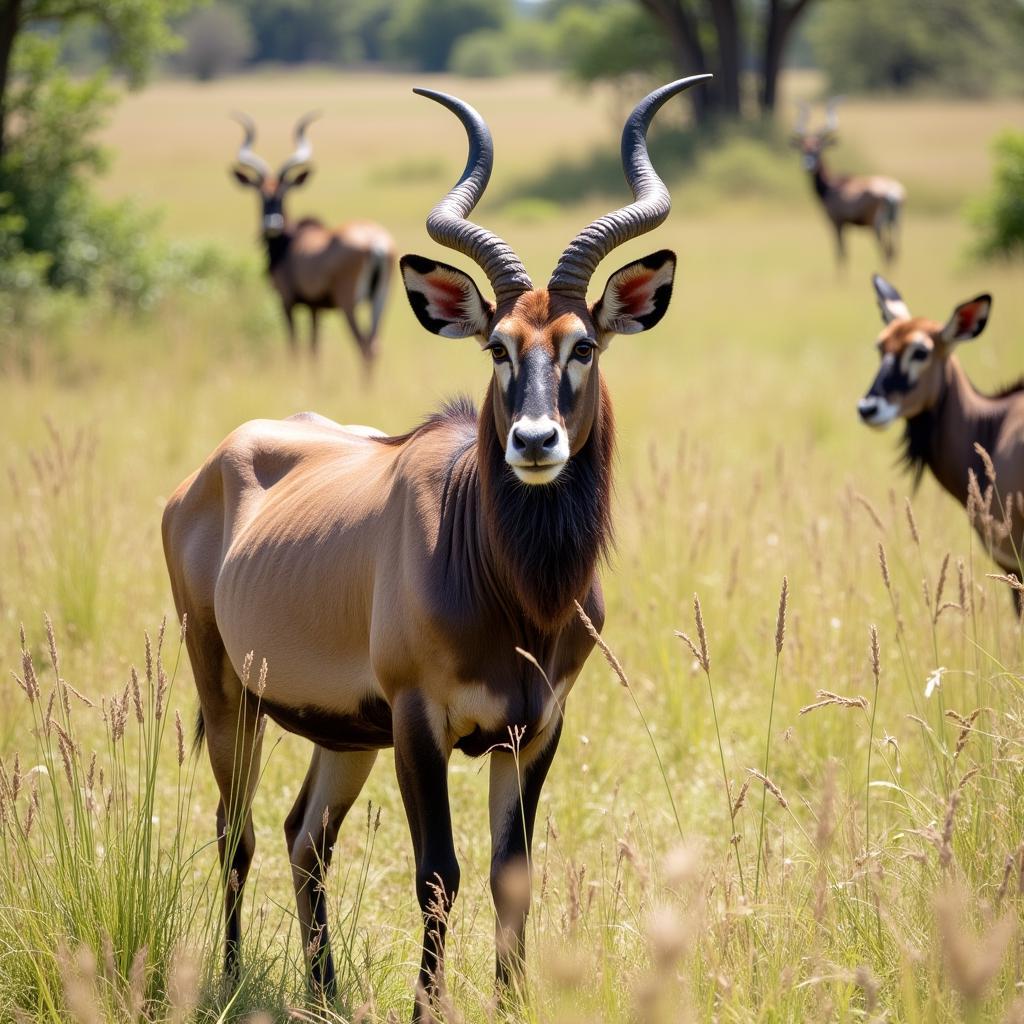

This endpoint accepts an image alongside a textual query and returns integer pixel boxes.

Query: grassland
[2,70,1024,1022]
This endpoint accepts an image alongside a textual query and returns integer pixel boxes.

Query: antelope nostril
[511,429,526,452]
[858,398,878,420]
[541,429,558,449]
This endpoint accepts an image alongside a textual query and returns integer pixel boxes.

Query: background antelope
[231,112,395,375]
[792,99,906,271]
[859,274,1024,613]
[164,75,708,1019]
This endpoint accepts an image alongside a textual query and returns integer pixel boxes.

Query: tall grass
[0,617,204,1020]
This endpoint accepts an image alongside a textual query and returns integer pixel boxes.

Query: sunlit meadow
[2,71,1024,1022]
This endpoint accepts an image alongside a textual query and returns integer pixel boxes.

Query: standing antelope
[859,275,1024,614]
[230,112,395,375]
[792,100,906,271]
[164,75,709,1019]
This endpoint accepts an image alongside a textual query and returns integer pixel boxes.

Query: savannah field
[2,70,1024,1023]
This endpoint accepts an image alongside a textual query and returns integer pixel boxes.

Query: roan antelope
[859,275,1024,614]
[230,112,395,376]
[164,74,709,1018]
[792,100,906,270]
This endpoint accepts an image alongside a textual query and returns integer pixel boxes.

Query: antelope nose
[511,424,559,461]
[858,397,879,421]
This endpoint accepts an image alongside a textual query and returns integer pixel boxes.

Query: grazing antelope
[859,275,1024,614]
[164,74,709,1018]
[792,100,906,271]
[230,112,395,375]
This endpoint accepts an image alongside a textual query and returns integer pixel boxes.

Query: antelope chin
[857,396,900,428]
[508,461,567,486]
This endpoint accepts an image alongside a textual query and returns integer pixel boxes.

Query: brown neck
[902,357,1007,506]
[476,378,615,632]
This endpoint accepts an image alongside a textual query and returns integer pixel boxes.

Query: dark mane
[375,395,478,448]
[899,407,935,491]
[478,382,614,632]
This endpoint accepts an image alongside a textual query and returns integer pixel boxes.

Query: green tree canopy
[807,0,1024,96]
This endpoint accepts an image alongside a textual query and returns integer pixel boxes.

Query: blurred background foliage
[1,0,1023,324]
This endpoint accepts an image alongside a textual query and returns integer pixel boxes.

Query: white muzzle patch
[263,213,285,235]
[857,396,900,428]
[505,415,570,485]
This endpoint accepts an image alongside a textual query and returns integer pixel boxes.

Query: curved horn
[230,111,270,183]
[413,87,532,307]
[547,74,712,298]
[794,100,810,136]
[278,110,321,179]
[823,96,841,135]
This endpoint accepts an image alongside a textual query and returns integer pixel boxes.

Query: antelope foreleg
[393,692,459,1024]
[488,718,563,998]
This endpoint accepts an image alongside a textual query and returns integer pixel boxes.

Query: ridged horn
[278,110,321,179]
[547,75,711,299]
[822,96,841,137]
[794,100,810,136]
[414,87,532,307]
[230,112,270,183]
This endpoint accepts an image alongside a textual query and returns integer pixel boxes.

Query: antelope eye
[489,343,508,362]
[910,347,929,362]
[572,340,595,361]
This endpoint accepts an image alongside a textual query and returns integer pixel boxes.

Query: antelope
[859,275,1024,614]
[792,100,906,271]
[164,74,709,1019]
[230,112,395,376]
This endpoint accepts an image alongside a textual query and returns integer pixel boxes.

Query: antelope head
[401,77,709,485]
[230,112,320,238]
[858,274,992,427]
[791,98,840,171]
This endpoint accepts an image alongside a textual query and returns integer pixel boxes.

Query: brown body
[168,78,706,1020]
[860,275,1024,611]
[266,215,394,367]
[793,102,905,269]
[232,113,395,372]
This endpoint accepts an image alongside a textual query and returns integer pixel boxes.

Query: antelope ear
[940,294,992,344]
[231,167,260,188]
[282,167,312,190]
[872,274,910,324]
[400,255,493,339]
[592,250,675,338]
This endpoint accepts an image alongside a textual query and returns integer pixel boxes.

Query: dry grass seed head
[174,709,185,766]
[974,442,997,485]
[693,595,710,672]
[775,576,788,656]
[878,542,892,591]
[935,884,1015,1005]
[933,553,950,621]
[746,768,788,809]
[731,777,751,818]
[869,625,880,686]
[59,944,101,1024]
[800,690,869,714]
[574,601,630,688]
[905,497,920,545]
[130,667,143,724]
[854,492,885,533]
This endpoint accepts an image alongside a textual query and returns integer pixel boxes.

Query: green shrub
[0,32,227,316]
[970,130,1024,262]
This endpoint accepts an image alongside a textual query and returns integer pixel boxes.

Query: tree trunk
[708,0,742,118]
[760,0,818,114]
[0,0,22,163]
[638,0,716,128]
